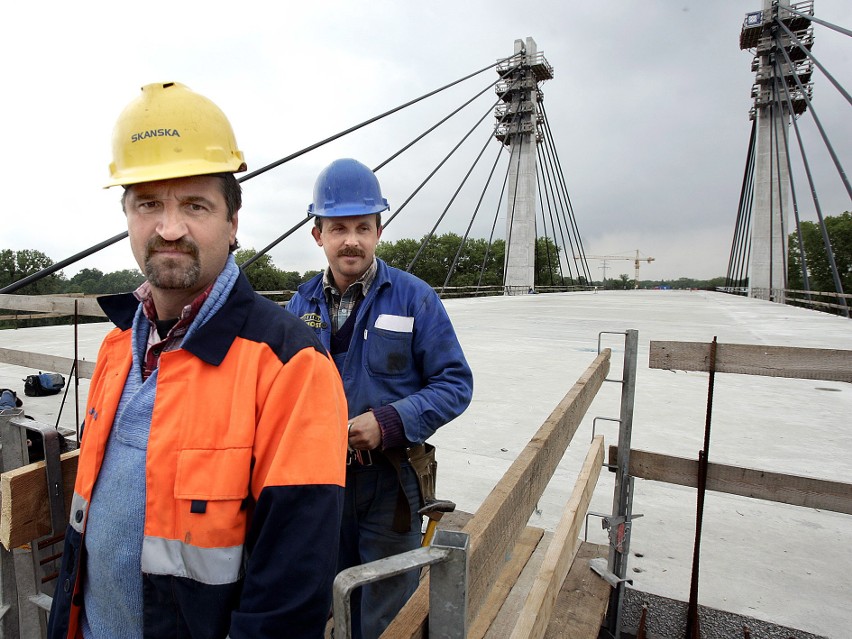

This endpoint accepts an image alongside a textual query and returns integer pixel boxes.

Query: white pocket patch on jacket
[374,314,414,332]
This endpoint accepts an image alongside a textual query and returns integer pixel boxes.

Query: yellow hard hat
[106,82,247,188]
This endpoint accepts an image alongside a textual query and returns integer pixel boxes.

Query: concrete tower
[495,37,553,294]
[740,0,814,302]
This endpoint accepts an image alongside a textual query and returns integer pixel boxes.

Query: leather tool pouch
[385,443,438,533]
[406,443,437,506]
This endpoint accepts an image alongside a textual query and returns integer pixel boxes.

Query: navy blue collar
[97,271,255,367]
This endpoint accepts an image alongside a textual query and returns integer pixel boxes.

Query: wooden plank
[382,350,611,639]
[484,532,551,639]
[649,341,852,383]
[468,526,544,639]
[543,542,610,639]
[1,450,79,549]
[463,350,609,619]
[0,313,68,321]
[509,436,604,639]
[0,347,96,379]
[0,294,106,318]
[609,446,852,515]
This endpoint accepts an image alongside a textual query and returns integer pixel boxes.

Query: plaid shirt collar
[134,280,215,379]
[323,259,377,333]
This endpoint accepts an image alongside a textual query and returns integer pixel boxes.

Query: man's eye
[138,201,159,210]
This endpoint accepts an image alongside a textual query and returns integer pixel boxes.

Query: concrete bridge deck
[1,289,850,637]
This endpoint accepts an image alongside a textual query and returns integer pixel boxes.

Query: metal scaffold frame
[0,409,73,638]
[586,330,641,639]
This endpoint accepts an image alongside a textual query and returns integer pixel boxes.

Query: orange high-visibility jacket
[47,273,348,639]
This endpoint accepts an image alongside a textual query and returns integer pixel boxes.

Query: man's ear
[311,226,323,246]
[230,211,239,246]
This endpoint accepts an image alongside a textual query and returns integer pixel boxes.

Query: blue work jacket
[287,258,473,444]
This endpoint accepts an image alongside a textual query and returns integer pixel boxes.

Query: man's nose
[156,204,188,241]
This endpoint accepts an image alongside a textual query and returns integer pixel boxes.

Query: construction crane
[584,250,655,289]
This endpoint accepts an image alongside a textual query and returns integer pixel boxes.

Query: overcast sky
[3,0,850,282]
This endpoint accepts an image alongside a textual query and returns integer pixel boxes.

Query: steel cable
[476,159,511,291]
[776,35,852,200]
[538,105,590,283]
[1,55,521,293]
[406,119,502,273]
[775,54,849,314]
[440,144,508,293]
[539,102,593,282]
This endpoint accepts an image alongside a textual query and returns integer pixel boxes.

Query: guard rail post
[333,529,469,639]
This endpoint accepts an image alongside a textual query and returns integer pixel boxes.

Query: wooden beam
[509,436,604,639]
[609,446,852,515]
[463,350,609,617]
[1,450,79,550]
[0,294,106,318]
[0,313,69,321]
[381,350,611,639]
[649,341,852,383]
[0,347,96,379]
[543,542,610,639]
[468,526,544,639]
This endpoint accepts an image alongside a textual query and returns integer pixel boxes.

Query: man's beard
[144,238,201,290]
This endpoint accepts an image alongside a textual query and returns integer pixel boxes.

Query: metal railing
[332,530,469,639]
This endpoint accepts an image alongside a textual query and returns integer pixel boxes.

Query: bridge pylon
[495,37,553,294]
[739,0,815,303]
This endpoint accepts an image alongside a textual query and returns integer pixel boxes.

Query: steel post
[332,530,469,639]
[602,329,639,637]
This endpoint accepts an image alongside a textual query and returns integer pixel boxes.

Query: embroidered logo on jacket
[300,313,325,329]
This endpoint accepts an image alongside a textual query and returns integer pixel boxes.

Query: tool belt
[384,443,437,533]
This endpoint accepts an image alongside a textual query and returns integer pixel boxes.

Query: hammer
[418,499,456,546]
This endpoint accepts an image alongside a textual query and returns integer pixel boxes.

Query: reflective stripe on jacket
[47,272,348,639]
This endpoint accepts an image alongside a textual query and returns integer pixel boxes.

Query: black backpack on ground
[23,372,66,397]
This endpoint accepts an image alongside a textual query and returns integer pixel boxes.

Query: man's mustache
[146,237,199,259]
[337,248,365,258]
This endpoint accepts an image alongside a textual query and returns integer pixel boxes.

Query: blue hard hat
[308,158,390,218]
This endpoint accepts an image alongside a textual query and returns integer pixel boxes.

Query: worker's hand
[347,411,382,451]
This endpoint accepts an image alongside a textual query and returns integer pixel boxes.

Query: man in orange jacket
[47,82,348,639]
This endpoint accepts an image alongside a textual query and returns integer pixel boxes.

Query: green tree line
[5,213,847,327]
[0,248,317,298]
[1,235,584,301]
[0,248,321,328]
[377,234,587,289]
[787,211,852,293]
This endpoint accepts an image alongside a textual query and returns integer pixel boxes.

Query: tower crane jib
[584,250,655,289]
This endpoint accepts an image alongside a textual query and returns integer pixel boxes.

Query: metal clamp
[600,512,644,555]
[589,557,633,588]
[591,416,621,441]
[584,511,610,542]
[1,409,66,536]
[597,331,629,384]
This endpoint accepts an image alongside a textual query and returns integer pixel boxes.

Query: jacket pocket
[366,327,414,376]
[173,447,252,548]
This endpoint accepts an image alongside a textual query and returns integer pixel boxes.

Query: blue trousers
[340,458,422,639]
